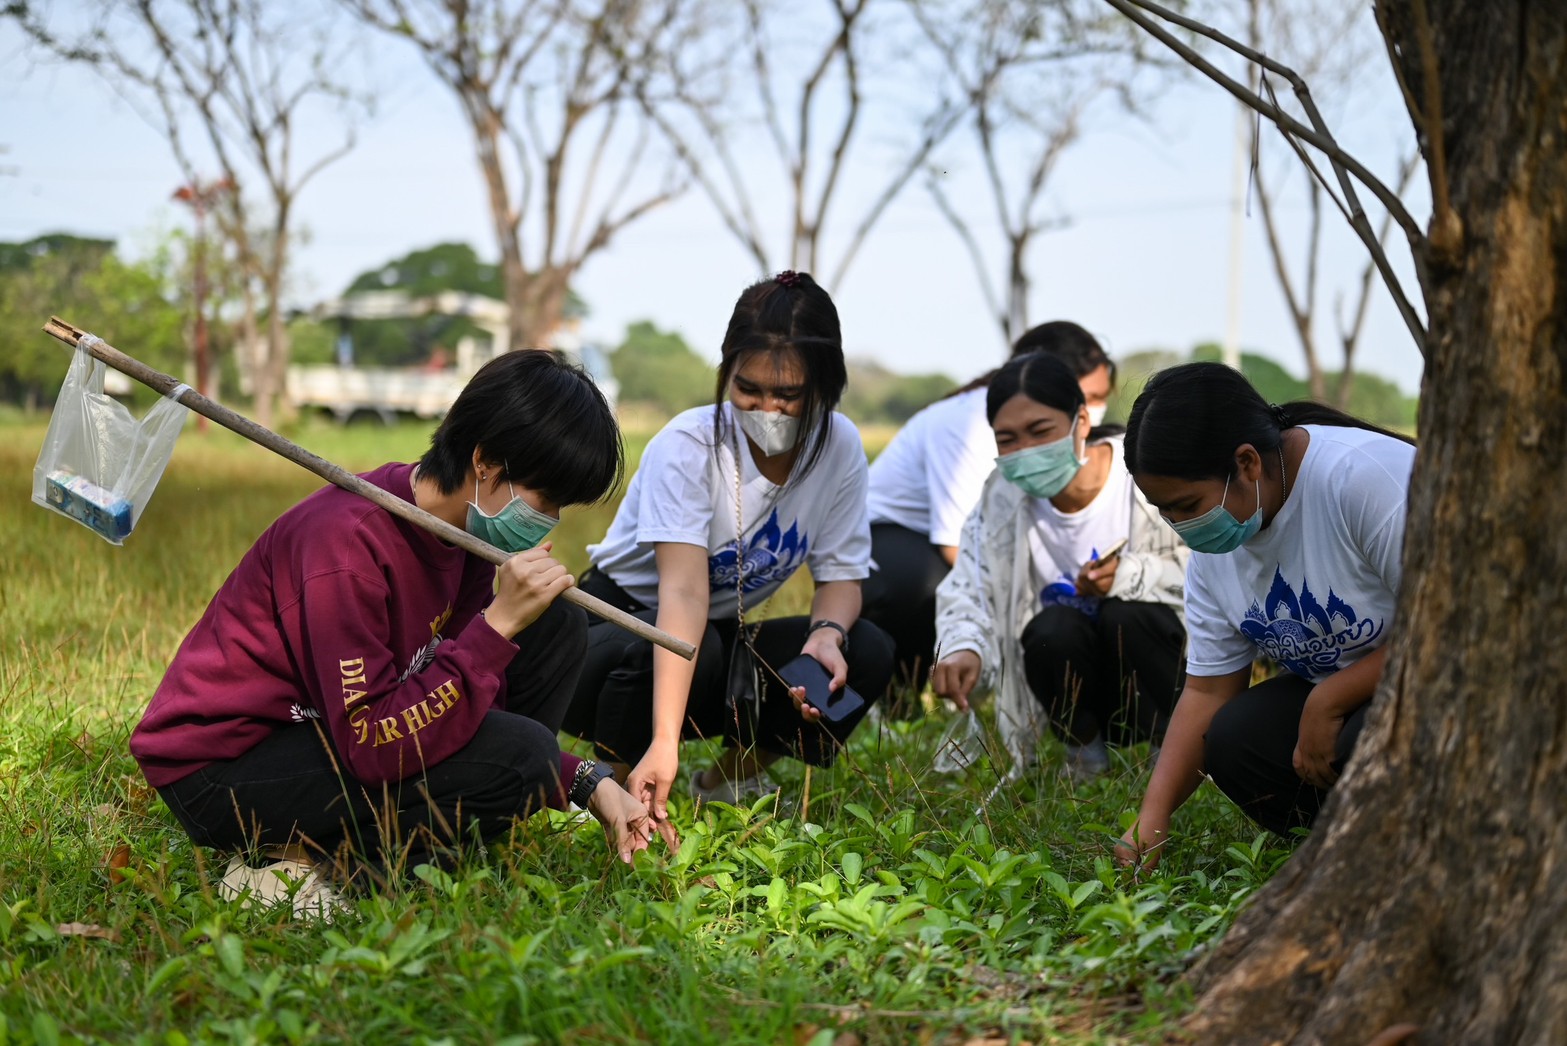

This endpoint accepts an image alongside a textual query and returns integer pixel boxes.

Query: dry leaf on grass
[55,922,119,941]
[105,843,132,885]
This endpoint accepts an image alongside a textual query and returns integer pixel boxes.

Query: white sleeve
[805,420,872,582]
[632,426,716,548]
[1339,440,1415,596]
[935,506,998,674]
[925,402,995,547]
[1183,556,1255,677]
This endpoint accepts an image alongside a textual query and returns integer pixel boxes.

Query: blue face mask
[1170,472,1262,554]
[467,476,558,553]
[995,430,1086,500]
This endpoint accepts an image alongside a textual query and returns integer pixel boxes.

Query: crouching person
[130,350,655,917]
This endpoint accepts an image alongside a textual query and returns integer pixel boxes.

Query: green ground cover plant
[0,416,1293,1044]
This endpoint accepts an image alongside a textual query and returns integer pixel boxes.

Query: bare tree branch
[915,0,1147,345]
[343,0,690,346]
[1100,0,1429,359]
[14,0,367,425]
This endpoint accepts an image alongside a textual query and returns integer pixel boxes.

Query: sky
[0,6,1430,395]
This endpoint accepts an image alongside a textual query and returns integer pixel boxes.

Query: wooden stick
[43,316,696,661]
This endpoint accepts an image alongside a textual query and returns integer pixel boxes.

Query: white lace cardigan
[934,439,1190,770]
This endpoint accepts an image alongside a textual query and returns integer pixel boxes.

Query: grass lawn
[0,413,1291,1044]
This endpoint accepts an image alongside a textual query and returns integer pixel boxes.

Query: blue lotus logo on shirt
[710,508,810,595]
[1041,575,1100,618]
[1240,567,1383,679]
[1038,544,1108,617]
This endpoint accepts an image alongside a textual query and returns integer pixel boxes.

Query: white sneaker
[688,768,772,806]
[219,853,348,921]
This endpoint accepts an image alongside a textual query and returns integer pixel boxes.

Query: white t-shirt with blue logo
[587,402,872,618]
[1184,425,1415,682]
[1025,435,1135,617]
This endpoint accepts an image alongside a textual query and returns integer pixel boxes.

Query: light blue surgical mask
[467,475,558,553]
[1170,472,1261,554]
[995,431,1087,500]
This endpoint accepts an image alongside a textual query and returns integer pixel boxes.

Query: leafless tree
[7,0,368,427]
[914,0,1159,346]
[1243,0,1421,404]
[639,0,971,287]
[341,0,694,351]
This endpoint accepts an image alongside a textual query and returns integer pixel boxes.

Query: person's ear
[471,446,498,488]
[1234,443,1264,483]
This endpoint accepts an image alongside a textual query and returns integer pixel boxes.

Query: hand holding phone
[1086,537,1129,571]
[1076,537,1128,597]
[778,654,866,723]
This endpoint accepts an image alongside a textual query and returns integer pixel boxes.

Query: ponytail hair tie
[1270,403,1291,428]
[774,270,803,288]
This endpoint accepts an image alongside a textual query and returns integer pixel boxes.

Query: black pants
[1019,600,1185,747]
[562,570,896,767]
[157,599,588,877]
[860,522,952,687]
[1204,671,1370,836]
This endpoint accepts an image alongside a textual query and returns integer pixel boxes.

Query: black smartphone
[778,654,866,723]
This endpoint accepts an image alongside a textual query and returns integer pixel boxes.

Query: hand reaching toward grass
[1115,814,1169,873]
[931,650,982,711]
[586,777,660,864]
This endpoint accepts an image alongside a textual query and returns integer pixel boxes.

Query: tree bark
[1183,3,1567,1042]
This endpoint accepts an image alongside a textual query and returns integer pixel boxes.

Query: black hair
[985,351,1086,424]
[712,270,846,482]
[1011,321,1117,386]
[419,349,624,506]
[1124,361,1414,480]
[947,320,1115,399]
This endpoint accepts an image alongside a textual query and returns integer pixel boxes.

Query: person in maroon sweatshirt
[132,349,656,908]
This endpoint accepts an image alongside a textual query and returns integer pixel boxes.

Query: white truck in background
[287,290,617,423]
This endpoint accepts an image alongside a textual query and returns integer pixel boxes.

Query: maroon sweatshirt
[131,463,579,799]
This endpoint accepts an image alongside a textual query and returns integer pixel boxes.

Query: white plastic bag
[932,709,991,774]
[31,336,189,545]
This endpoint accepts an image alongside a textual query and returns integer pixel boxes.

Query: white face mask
[735,408,801,458]
[1087,403,1108,427]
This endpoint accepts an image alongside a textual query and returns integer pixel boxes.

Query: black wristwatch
[807,619,849,654]
[569,759,615,808]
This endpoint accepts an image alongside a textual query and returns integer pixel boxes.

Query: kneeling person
[131,351,654,909]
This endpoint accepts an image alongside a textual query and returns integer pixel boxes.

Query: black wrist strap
[570,759,612,808]
[807,619,849,654]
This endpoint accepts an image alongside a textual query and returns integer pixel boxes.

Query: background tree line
[0,229,1419,431]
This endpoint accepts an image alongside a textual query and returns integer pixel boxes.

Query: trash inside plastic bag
[31,336,189,545]
[932,709,990,774]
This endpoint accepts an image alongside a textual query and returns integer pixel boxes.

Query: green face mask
[995,430,1086,500]
[466,476,558,553]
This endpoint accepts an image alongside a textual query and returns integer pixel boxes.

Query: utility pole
[172,178,233,432]
[1221,99,1248,372]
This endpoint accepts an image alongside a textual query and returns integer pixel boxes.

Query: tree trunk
[517,268,571,351]
[1005,231,1029,347]
[1184,3,1567,1042]
[466,95,532,354]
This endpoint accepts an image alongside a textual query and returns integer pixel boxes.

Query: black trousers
[860,522,952,687]
[156,599,588,877]
[562,570,896,767]
[1019,600,1185,747]
[1204,671,1370,836]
